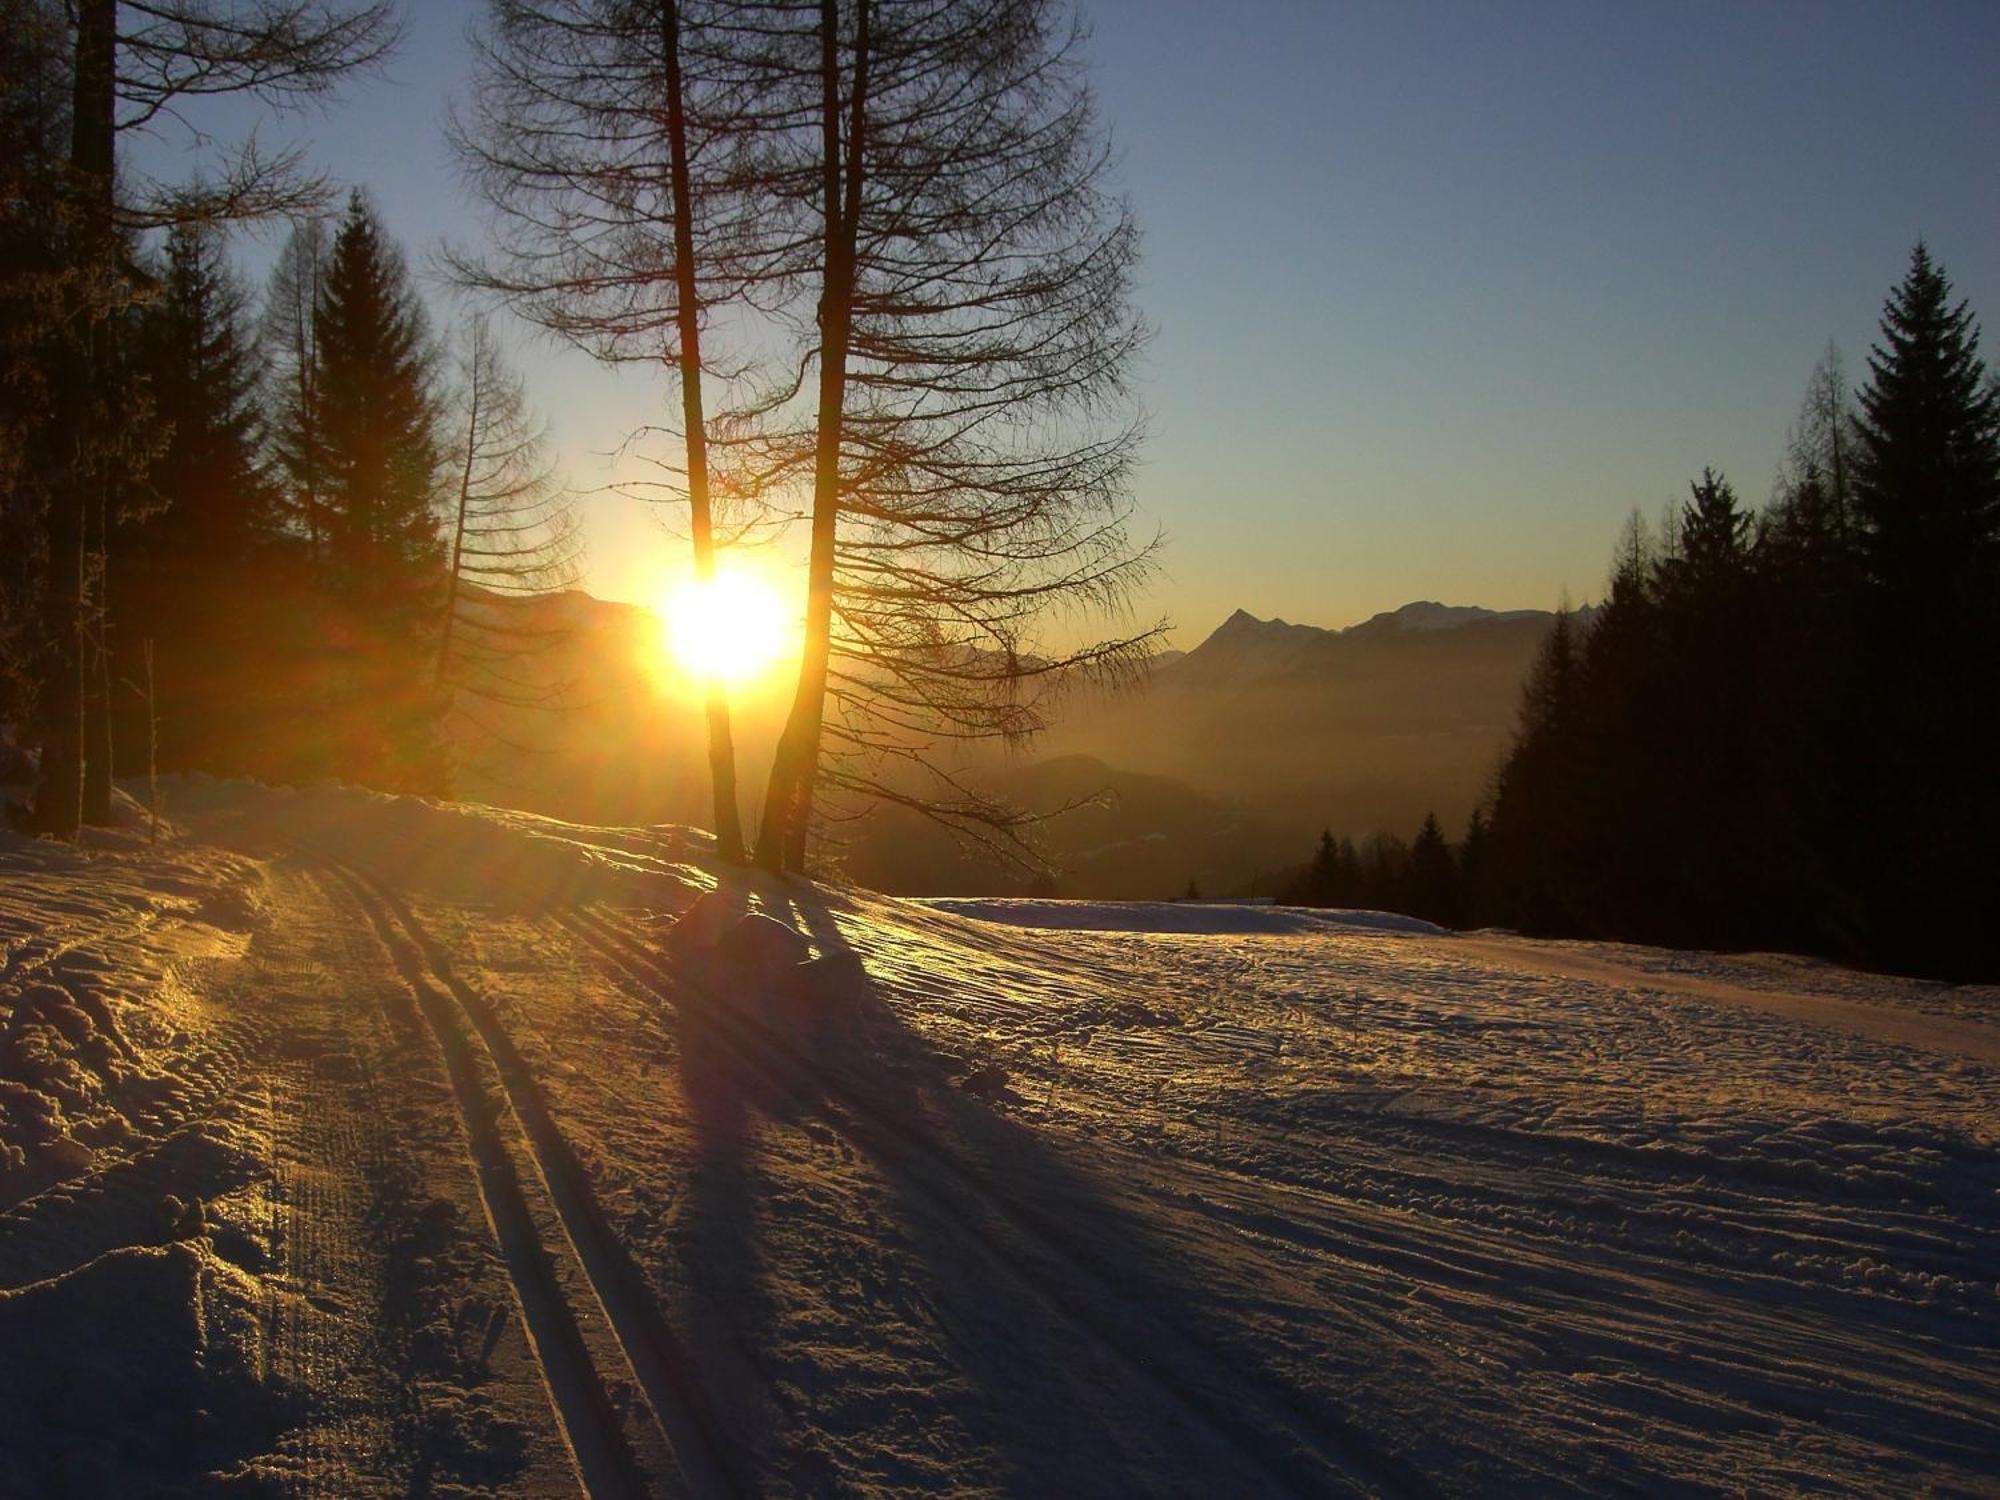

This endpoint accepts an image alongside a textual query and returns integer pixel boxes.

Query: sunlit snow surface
[3,778,1996,1495]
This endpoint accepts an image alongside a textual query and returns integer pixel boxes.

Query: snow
[2,775,1996,1495]
[911,895,1446,936]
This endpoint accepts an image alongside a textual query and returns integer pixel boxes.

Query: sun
[659,567,793,686]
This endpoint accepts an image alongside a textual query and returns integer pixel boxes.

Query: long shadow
[660,877,820,1493]
[682,881,1414,1498]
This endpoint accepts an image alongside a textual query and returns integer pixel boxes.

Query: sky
[131,0,2000,646]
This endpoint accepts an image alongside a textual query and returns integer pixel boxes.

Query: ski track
[6,783,1998,1495]
[314,854,742,1499]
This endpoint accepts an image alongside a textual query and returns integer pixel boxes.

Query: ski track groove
[307,860,664,1500]
[556,902,1418,1500]
[313,856,745,1500]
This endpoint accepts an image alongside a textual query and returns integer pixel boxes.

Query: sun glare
[659,568,793,686]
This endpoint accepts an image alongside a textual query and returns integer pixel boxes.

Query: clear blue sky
[134,0,2000,644]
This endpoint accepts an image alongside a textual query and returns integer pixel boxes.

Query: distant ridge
[1343,600,1551,636]
[1034,598,1586,855]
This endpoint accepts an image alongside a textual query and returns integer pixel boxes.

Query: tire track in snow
[557,902,1419,1500]
[315,859,744,1500]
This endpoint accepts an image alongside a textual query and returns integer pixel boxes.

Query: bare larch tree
[434,313,584,782]
[738,0,1157,872]
[450,0,797,863]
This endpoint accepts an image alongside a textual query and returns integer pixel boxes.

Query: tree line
[1282,246,1998,980]
[2,0,1153,874]
[1280,810,1483,930]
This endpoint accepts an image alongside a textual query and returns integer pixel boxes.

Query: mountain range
[448,592,1577,898]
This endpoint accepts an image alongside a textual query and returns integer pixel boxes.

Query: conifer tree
[1307,827,1340,904]
[1853,243,2000,601]
[138,223,277,562]
[1488,609,1587,933]
[1458,808,1490,926]
[743,0,1155,873]
[1407,811,1457,926]
[311,193,448,791]
[124,221,284,769]
[23,0,397,835]
[434,314,582,788]
[1848,243,2000,973]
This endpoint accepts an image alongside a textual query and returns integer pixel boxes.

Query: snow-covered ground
[3,778,1995,1495]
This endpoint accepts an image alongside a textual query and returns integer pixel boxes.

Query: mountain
[837,754,1294,899]
[1033,602,1581,843]
[444,590,1577,897]
[442,587,783,830]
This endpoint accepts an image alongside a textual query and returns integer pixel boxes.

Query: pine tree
[138,224,276,561]
[310,193,447,792]
[1853,243,2000,603]
[124,222,284,771]
[1458,808,1490,926]
[1407,811,1457,926]
[1847,244,2000,974]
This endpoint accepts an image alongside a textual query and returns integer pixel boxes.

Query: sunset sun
[659,568,792,685]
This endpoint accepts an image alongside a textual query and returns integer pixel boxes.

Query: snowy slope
[2,779,1995,1495]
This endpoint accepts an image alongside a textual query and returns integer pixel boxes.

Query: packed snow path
[2,782,1996,1496]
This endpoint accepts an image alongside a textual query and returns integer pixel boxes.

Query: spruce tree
[311,193,447,792]
[139,224,276,562]
[1853,243,2000,602]
[1488,609,1587,933]
[125,222,283,771]
[1408,811,1458,926]
[1458,808,1491,926]
[1848,244,2000,974]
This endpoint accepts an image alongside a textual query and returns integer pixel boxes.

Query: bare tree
[435,313,584,784]
[261,215,331,565]
[450,0,791,862]
[27,0,399,836]
[739,0,1158,872]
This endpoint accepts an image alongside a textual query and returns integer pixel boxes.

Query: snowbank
[907,896,1446,937]
[160,774,711,912]
[0,827,259,1205]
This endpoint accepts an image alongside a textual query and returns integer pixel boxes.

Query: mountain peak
[1206,608,1321,642]
[1180,609,1328,676]
[1346,601,1548,636]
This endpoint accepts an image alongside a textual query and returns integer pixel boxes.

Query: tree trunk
[756,0,867,872]
[83,483,114,824]
[661,0,746,864]
[31,0,116,839]
[435,351,479,691]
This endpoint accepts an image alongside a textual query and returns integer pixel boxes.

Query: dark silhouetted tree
[23,0,398,835]
[311,193,448,791]
[262,216,333,568]
[743,0,1156,873]
[1853,243,2000,601]
[451,0,789,862]
[123,221,289,770]
[1407,810,1456,925]
[434,314,583,788]
[1846,243,2000,972]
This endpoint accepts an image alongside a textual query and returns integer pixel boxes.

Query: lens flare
[659,568,791,686]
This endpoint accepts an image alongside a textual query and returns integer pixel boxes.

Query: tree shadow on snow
[653,877,1370,1499]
